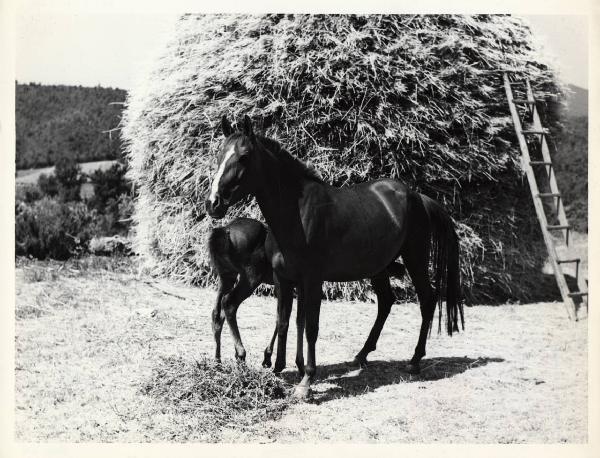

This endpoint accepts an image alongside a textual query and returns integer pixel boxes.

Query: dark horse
[205,116,464,398]
[208,216,406,369]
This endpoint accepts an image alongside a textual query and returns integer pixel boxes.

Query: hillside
[563,84,588,117]
[16,83,127,169]
[552,114,588,232]
[548,84,587,232]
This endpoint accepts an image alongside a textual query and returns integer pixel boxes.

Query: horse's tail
[420,194,464,336]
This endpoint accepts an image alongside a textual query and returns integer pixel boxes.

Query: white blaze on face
[209,145,236,205]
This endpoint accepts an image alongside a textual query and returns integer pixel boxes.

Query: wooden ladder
[503,72,588,320]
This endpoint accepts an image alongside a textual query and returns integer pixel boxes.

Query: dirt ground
[14,258,587,443]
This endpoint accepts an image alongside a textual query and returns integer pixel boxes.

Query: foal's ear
[242,115,255,139]
[221,115,233,137]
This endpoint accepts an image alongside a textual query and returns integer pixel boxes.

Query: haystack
[122,14,564,303]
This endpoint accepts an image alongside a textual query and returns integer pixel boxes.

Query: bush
[87,162,133,235]
[15,183,43,203]
[88,162,131,210]
[54,156,84,202]
[37,173,59,197]
[15,197,99,260]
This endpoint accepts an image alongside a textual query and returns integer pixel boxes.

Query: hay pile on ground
[122,14,564,303]
[141,355,290,436]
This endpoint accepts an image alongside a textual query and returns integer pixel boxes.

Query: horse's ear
[242,115,254,139]
[221,115,233,137]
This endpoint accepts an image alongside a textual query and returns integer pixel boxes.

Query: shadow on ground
[280,356,504,403]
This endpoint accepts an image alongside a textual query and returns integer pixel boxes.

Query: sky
[15,14,589,91]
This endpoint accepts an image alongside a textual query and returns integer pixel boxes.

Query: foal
[208,216,406,371]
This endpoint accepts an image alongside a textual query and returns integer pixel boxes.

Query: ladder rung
[568,291,588,297]
[537,193,561,198]
[512,99,536,105]
[530,161,552,166]
[547,224,571,231]
[557,258,580,264]
[521,129,548,135]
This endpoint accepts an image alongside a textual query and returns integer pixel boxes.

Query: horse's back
[297,178,416,281]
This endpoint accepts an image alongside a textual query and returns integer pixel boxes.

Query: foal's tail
[420,195,464,336]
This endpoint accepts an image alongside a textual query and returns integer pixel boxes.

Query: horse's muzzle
[205,198,227,219]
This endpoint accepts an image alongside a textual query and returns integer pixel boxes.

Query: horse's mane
[258,136,324,183]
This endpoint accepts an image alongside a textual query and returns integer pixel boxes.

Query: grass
[15,256,587,442]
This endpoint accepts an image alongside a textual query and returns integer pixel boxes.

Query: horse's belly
[320,230,404,281]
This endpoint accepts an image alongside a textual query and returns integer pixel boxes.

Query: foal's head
[205,115,258,219]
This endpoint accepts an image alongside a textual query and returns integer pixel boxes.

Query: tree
[54,156,83,202]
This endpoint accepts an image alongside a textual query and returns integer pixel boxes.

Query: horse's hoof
[273,363,285,374]
[235,354,246,364]
[351,356,368,369]
[292,384,310,400]
[262,357,272,368]
[405,362,421,374]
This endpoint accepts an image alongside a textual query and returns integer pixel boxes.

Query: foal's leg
[294,279,323,399]
[273,274,294,373]
[212,274,235,362]
[352,273,394,368]
[222,273,257,362]
[402,247,436,375]
[262,325,278,368]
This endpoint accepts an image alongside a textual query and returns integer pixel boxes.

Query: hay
[141,355,291,435]
[122,14,565,303]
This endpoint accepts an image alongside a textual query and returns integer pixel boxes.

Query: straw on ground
[15,257,586,442]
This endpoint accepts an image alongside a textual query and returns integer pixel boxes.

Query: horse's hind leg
[402,245,436,375]
[352,273,394,368]
[212,274,235,362]
[222,272,259,362]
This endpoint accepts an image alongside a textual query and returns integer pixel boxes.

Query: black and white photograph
[2,2,597,452]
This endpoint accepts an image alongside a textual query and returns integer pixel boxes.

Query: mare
[205,116,464,398]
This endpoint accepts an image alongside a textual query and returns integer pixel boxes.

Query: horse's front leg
[273,274,294,373]
[294,278,323,399]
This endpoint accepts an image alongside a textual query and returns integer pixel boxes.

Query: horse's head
[205,115,257,219]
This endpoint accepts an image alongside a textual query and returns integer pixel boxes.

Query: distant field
[15,160,118,185]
